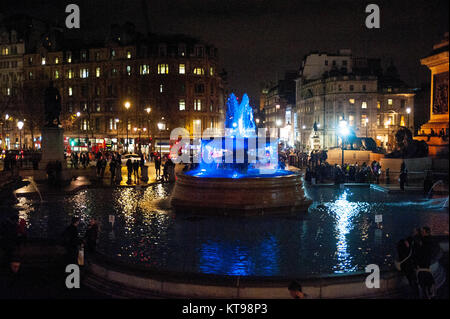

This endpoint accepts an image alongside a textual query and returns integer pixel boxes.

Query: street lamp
[76,112,81,151]
[145,107,151,154]
[17,120,24,150]
[339,119,349,167]
[365,118,369,137]
[276,119,282,139]
[157,122,164,155]
[406,107,411,129]
[124,101,131,153]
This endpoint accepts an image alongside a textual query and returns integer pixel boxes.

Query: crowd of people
[396,226,445,299]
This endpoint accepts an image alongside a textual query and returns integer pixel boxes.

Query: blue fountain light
[185,93,288,178]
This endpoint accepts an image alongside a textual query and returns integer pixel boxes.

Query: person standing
[399,162,407,191]
[62,217,81,266]
[155,155,161,180]
[84,218,99,254]
[110,159,116,185]
[133,160,139,184]
[126,158,133,184]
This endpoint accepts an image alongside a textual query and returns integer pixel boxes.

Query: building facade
[20,31,225,154]
[0,28,26,150]
[262,72,296,146]
[295,50,415,152]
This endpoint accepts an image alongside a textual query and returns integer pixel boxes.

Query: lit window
[96,67,101,78]
[361,114,368,127]
[127,51,131,59]
[55,57,59,64]
[400,115,405,127]
[361,101,367,109]
[68,87,73,96]
[210,67,214,76]
[110,49,116,59]
[377,101,381,109]
[28,72,33,80]
[349,99,355,104]
[179,99,186,111]
[160,84,163,93]
[54,70,59,79]
[349,115,355,126]
[80,68,89,78]
[67,52,72,63]
[41,57,46,65]
[194,99,202,111]
[140,65,150,75]
[193,67,204,75]
[126,65,131,76]
[179,64,185,74]
[158,64,169,74]
[68,69,74,79]
[6,88,11,96]
[388,99,393,105]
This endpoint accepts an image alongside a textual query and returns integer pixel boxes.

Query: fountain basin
[171,171,311,215]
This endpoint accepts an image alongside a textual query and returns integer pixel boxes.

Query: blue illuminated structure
[186,93,284,178]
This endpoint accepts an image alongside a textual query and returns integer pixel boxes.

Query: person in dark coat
[110,159,116,185]
[133,160,140,184]
[154,155,161,180]
[84,218,99,254]
[126,158,133,183]
[396,239,419,296]
[62,217,80,265]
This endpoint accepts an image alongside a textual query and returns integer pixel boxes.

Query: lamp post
[115,118,120,151]
[124,101,131,153]
[406,107,411,130]
[17,120,24,150]
[339,119,349,167]
[365,118,369,138]
[76,112,81,152]
[145,107,151,154]
[276,119,282,139]
[157,122,164,155]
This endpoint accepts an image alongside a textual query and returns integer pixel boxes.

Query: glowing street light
[157,122,164,155]
[406,107,411,128]
[17,120,24,150]
[124,101,131,152]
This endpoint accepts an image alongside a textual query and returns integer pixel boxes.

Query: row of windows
[65,82,213,98]
[1,46,18,55]
[31,45,215,66]
[28,64,214,80]
[66,99,215,113]
[0,61,19,69]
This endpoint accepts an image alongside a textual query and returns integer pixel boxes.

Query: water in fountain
[186,93,289,178]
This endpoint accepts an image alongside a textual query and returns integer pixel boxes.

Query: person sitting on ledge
[288,281,308,299]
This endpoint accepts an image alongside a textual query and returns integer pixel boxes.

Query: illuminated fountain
[171,93,311,214]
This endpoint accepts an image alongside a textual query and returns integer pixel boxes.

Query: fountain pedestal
[171,172,311,215]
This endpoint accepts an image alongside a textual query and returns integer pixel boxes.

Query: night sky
[1,0,449,104]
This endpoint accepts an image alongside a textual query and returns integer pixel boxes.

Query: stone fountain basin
[171,172,312,215]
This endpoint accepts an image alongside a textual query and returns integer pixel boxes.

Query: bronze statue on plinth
[44,81,62,127]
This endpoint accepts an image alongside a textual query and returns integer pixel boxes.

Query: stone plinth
[40,127,65,169]
[34,126,72,182]
[171,172,311,215]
